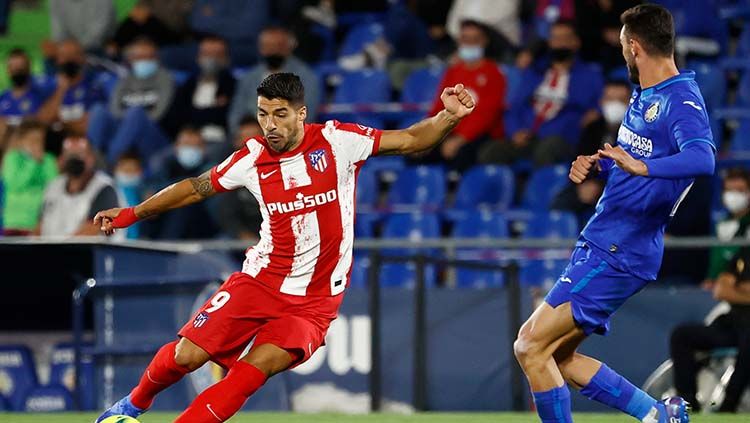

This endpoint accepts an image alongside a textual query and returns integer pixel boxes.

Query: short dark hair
[256,73,305,105]
[8,47,28,59]
[725,168,750,187]
[620,4,675,57]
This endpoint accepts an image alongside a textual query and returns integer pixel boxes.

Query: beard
[627,62,640,85]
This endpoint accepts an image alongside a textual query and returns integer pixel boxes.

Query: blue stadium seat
[738,72,750,106]
[362,156,406,176]
[23,385,74,412]
[379,262,437,288]
[500,64,522,105]
[349,255,371,289]
[453,165,515,211]
[738,26,750,58]
[729,118,750,153]
[452,211,508,288]
[399,66,444,127]
[356,165,379,209]
[339,23,385,57]
[381,212,441,259]
[387,166,446,209]
[690,61,725,111]
[525,211,579,239]
[355,212,380,238]
[0,345,38,410]
[332,69,391,128]
[520,259,568,287]
[521,165,570,211]
[49,343,95,410]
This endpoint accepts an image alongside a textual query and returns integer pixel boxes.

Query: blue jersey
[59,72,105,122]
[0,83,52,125]
[580,71,714,280]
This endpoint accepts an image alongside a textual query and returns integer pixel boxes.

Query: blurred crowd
[0,0,745,263]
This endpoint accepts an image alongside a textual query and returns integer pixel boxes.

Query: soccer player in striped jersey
[514,5,714,423]
[93,72,475,422]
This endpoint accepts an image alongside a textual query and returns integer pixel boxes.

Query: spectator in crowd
[670,246,750,413]
[88,37,174,164]
[39,136,122,237]
[141,0,194,36]
[0,49,52,127]
[170,36,235,159]
[37,40,105,141]
[144,126,217,239]
[228,26,320,131]
[109,0,182,57]
[575,0,642,73]
[1,120,58,236]
[576,79,631,157]
[481,20,604,166]
[113,151,146,239]
[48,0,115,53]
[412,0,456,58]
[422,20,506,171]
[217,116,263,239]
[190,0,270,66]
[446,0,521,55]
[704,169,750,286]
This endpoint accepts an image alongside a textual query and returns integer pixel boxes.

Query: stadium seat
[23,385,74,412]
[738,72,750,106]
[521,165,570,211]
[339,23,385,58]
[399,66,444,127]
[525,211,579,239]
[453,165,515,211]
[356,165,379,209]
[355,211,380,238]
[0,345,38,410]
[689,61,725,111]
[381,211,441,260]
[379,262,437,288]
[49,343,96,410]
[387,166,446,209]
[452,211,508,288]
[729,118,750,153]
[349,255,371,289]
[500,64,522,105]
[332,69,391,128]
[738,26,750,58]
[520,259,568,287]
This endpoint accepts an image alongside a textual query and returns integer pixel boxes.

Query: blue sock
[580,364,657,420]
[533,385,573,423]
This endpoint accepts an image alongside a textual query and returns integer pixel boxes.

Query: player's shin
[579,363,657,421]
[130,341,191,410]
[174,360,267,423]
[533,384,574,423]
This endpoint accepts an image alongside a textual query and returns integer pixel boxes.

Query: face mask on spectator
[198,57,223,75]
[59,61,82,78]
[723,190,749,213]
[63,156,86,177]
[176,146,204,169]
[10,72,30,87]
[602,101,627,125]
[132,59,158,79]
[549,48,575,63]
[262,54,286,70]
[458,45,483,63]
[115,172,143,188]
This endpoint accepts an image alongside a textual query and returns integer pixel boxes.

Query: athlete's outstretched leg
[96,337,209,422]
[514,302,581,423]
[174,343,294,423]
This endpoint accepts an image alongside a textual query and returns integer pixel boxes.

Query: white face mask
[458,45,484,63]
[602,101,627,125]
[723,190,750,213]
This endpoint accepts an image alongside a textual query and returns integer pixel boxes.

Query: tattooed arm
[94,170,218,234]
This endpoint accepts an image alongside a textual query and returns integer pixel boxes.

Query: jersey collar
[639,70,695,98]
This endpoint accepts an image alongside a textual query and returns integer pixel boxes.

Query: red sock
[130,341,190,410]
[174,361,267,423]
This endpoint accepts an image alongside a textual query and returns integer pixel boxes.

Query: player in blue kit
[513,5,715,423]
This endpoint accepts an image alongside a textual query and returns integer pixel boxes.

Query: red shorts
[178,272,343,369]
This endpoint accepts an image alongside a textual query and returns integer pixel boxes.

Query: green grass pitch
[4,413,750,423]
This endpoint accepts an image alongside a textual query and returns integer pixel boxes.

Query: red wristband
[111,207,139,228]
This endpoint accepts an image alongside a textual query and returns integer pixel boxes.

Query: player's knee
[513,334,543,366]
[174,339,209,371]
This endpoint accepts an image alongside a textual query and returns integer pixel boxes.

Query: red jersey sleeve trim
[209,166,230,193]
[371,128,382,157]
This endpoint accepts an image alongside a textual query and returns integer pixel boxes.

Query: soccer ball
[99,416,141,423]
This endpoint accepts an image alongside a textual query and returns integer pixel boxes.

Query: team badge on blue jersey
[309,149,328,172]
[645,102,660,122]
[193,312,209,328]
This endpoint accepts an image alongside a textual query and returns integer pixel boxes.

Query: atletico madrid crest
[309,149,328,172]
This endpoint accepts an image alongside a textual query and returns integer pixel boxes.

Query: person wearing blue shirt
[0,48,52,126]
[513,5,713,423]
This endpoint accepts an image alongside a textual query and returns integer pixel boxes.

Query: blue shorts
[545,242,650,336]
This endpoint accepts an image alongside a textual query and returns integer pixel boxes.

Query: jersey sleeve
[325,120,383,162]
[669,96,715,152]
[209,145,256,192]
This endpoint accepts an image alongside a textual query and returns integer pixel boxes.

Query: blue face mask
[176,146,204,169]
[115,172,143,188]
[132,59,158,79]
[458,45,484,63]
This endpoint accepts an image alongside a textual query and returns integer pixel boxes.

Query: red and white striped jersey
[210,120,382,296]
